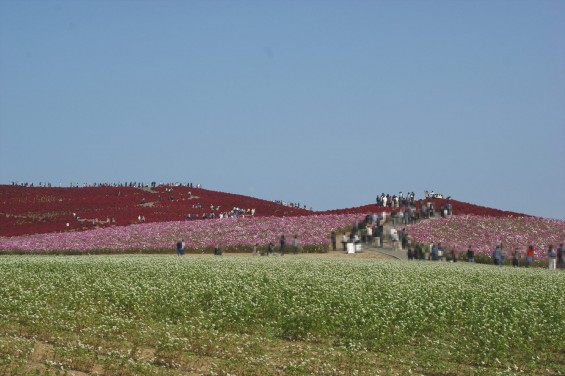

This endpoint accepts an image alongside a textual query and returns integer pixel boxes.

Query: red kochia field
[0,185,311,237]
[0,185,529,238]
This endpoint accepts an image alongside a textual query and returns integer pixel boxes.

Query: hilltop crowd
[376,191,449,209]
[273,200,311,210]
[185,207,256,220]
[376,192,416,208]
[9,181,204,189]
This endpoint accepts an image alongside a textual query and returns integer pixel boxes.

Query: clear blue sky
[1,1,564,219]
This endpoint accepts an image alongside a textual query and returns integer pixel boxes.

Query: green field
[1,255,563,375]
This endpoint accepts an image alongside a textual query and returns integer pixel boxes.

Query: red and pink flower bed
[0,214,362,254]
[406,215,565,260]
[0,185,311,237]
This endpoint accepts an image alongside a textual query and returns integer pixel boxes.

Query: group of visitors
[405,241,564,270]
[176,235,300,256]
[489,243,560,268]
[273,200,310,210]
[185,207,256,221]
[10,181,54,187]
[491,243,564,270]
[10,181,204,189]
[424,190,447,199]
[376,192,417,208]
[254,235,300,256]
[175,241,224,256]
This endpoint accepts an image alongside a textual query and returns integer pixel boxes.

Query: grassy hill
[0,185,527,237]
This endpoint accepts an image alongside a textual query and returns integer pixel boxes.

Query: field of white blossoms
[1,255,563,375]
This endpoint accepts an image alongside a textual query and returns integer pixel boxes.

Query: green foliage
[0,255,563,375]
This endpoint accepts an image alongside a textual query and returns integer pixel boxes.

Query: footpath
[360,240,408,260]
[334,225,408,260]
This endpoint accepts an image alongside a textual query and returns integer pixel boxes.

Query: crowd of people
[175,234,300,256]
[404,242,564,270]
[184,207,256,221]
[273,200,311,210]
[375,191,449,208]
[376,192,417,208]
[9,181,203,189]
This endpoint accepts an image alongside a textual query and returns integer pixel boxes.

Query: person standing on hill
[341,233,348,252]
[401,229,408,250]
[548,245,557,270]
[415,243,423,260]
[557,243,564,270]
[176,239,185,256]
[431,243,439,261]
[280,234,286,256]
[292,235,299,255]
[526,245,534,267]
[512,247,520,267]
[492,245,502,266]
[407,246,414,260]
[467,246,475,263]
[268,242,274,256]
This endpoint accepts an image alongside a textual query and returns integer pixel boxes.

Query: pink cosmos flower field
[406,215,565,259]
[0,214,362,253]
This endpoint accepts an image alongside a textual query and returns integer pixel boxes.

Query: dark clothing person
[176,241,185,256]
[493,246,502,266]
[407,247,414,260]
[280,235,286,256]
[512,249,520,267]
[467,247,474,262]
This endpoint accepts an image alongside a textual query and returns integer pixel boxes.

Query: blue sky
[1,0,564,219]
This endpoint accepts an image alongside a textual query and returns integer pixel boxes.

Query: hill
[319,199,528,218]
[0,185,528,237]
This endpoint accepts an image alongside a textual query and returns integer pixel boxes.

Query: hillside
[319,199,528,218]
[0,185,310,237]
[0,185,528,237]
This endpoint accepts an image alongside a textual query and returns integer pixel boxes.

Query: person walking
[341,233,348,252]
[280,234,286,256]
[557,243,564,270]
[492,245,502,266]
[268,242,274,256]
[331,231,337,251]
[214,246,222,256]
[292,235,299,255]
[526,245,534,267]
[548,245,557,270]
[512,247,520,267]
[401,229,408,250]
[466,245,475,263]
[431,243,439,261]
[176,239,185,256]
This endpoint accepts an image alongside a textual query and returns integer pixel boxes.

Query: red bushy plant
[0,185,528,237]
